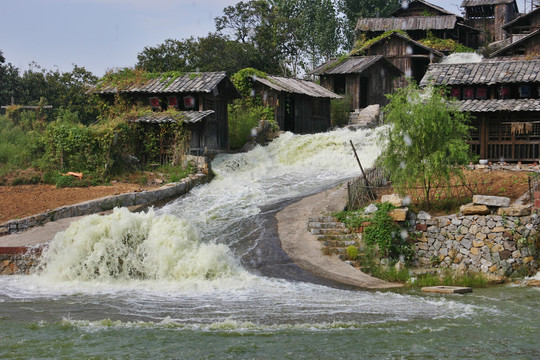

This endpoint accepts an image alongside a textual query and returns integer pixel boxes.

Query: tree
[0,50,21,107]
[376,83,472,208]
[338,0,401,48]
[136,38,197,73]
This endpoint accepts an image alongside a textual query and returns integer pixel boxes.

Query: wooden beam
[1,105,53,109]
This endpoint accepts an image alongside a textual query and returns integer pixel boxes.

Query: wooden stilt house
[420,59,540,162]
[251,75,341,133]
[462,0,519,43]
[310,56,403,111]
[355,0,479,48]
[351,32,443,85]
[95,72,240,158]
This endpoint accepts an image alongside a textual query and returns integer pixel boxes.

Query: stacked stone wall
[410,212,540,277]
[0,247,42,275]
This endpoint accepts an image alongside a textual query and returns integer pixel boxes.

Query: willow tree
[376,83,472,208]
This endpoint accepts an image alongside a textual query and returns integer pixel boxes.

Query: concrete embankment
[276,184,401,290]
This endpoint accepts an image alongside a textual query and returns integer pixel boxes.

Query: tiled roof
[95,72,228,94]
[390,0,457,16]
[351,32,444,57]
[419,60,540,86]
[356,16,459,32]
[458,99,540,112]
[254,75,341,98]
[461,0,516,6]
[129,110,215,124]
[310,55,402,76]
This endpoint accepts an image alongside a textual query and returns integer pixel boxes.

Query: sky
[0,0,507,77]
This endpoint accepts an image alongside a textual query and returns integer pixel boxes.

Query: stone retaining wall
[0,246,43,275]
[0,173,211,236]
[410,212,540,277]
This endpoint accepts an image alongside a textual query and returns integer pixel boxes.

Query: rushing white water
[442,52,483,64]
[37,208,244,282]
[32,127,382,286]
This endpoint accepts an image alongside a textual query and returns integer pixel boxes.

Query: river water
[1,128,538,359]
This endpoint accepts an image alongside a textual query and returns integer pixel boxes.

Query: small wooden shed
[352,32,443,85]
[251,75,341,133]
[95,72,240,156]
[420,59,540,162]
[310,56,403,111]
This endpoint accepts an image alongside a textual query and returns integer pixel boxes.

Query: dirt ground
[0,169,535,224]
[0,182,160,224]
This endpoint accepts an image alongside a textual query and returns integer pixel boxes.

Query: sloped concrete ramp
[276,184,401,290]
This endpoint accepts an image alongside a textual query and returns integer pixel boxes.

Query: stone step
[307,221,346,229]
[317,234,358,241]
[308,216,337,223]
[310,228,350,235]
[321,240,358,247]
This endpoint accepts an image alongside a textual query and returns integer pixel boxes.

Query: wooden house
[420,59,540,162]
[355,0,479,48]
[490,29,540,57]
[351,32,443,84]
[95,72,240,157]
[502,6,540,37]
[251,75,341,134]
[462,0,519,43]
[310,56,403,111]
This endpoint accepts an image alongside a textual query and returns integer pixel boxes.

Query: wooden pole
[350,140,371,186]
[350,140,376,200]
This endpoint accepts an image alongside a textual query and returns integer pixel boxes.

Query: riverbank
[276,184,402,289]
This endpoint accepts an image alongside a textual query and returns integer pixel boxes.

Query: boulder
[460,203,490,215]
[381,194,403,207]
[472,195,510,207]
[496,205,531,217]
[388,208,408,221]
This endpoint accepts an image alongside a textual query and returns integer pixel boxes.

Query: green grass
[412,270,489,288]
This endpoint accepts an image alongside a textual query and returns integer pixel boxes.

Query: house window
[168,96,178,108]
[499,86,511,99]
[149,97,160,109]
[183,96,196,109]
[450,87,461,98]
[463,87,475,99]
[519,85,531,98]
[334,75,346,95]
[476,87,487,100]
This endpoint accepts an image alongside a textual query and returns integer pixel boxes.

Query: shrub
[330,95,352,127]
[346,245,359,260]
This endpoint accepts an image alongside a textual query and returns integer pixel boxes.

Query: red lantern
[463,87,474,99]
[149,97,160,109]
[168,96,178,108]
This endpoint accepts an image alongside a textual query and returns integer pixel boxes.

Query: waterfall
[36,127,384,283]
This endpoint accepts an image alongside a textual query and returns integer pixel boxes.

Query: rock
[388,208,408,221]
[364,204,378,214]
[499,250,512,259]
[526,279,540,287]
[381,194,403,207]
[460,203,490,215]
[473,195,510,207]
[421,286,472,294]
[492,244,504,252]
[497,205,531,217]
